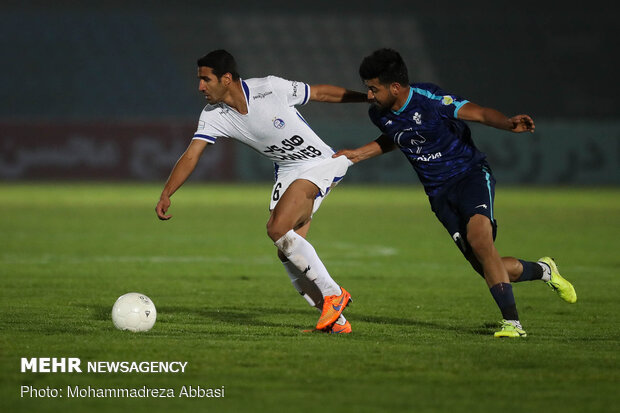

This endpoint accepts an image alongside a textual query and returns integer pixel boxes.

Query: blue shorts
[428,163,497,276]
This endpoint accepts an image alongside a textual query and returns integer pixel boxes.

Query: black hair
[359,48,409,86]
[197,49,240,80]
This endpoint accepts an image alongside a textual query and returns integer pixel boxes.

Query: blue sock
[489,282,519,321]
[516,260,543,282]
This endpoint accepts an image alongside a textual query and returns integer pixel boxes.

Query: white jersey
[192,76,335,174]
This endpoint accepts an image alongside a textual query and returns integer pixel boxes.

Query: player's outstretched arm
[309,84,368,103]
[457,102,535,133]
[333,135,396,164]
[156,139,208,220]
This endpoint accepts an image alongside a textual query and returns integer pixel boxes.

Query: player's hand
[333,149,361,163]
[155,196,172,220]
[509,114,535,133]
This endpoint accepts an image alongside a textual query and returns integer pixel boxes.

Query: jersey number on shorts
[272,182,282,201]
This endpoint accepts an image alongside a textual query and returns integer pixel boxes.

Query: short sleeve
[414,83,469,119]
[268,75,310,106]
[192,106,227,144]
[437,93,469,119]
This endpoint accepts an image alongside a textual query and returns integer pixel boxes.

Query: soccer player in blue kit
[335,48,577,337]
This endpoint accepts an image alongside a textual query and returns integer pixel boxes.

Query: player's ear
[390,82,401,96]
[221,72,233,86]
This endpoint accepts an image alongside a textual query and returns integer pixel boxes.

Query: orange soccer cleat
[328,320,352,334]
[315,287,352,330]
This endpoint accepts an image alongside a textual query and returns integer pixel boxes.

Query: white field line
[1,254,274,265]
[2,243,400,266]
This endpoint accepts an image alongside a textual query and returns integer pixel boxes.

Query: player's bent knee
[466,215,493,245]
[267,226,282,242]
[266,218,288,242]
[466,227,495,258]
[467,234,494,257]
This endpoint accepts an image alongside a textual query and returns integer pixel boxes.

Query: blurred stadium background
[2,1,618,185]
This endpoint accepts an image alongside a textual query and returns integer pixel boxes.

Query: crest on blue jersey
[441,96,454,105]
[273,118,285,129]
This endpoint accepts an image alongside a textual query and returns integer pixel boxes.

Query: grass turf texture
[1,183,618,413]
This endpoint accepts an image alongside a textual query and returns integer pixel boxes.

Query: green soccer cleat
[539,257,577,303]
[494,320,527,338]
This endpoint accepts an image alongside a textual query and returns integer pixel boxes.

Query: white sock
[506,319,522,329]
[275,230,341,297]
[334,315,347,325]
[282,260,346,325]
[282,260,323,309]
[537,262,552,282]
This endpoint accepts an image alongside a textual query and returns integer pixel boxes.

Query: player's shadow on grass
[88,304,311,336]
[162,305,312,330]
[90,302,310,328]
[172,306,494,336]
[89,304,492,335]
[356,314,493,336]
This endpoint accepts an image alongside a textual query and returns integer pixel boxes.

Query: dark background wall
[1,1,618,184]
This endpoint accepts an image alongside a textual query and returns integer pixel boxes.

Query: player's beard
[372,95,397,111]
[373,100,392,112]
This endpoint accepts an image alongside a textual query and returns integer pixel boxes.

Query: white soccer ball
[111,292,157,332]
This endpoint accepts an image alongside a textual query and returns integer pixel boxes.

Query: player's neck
[391,85,412,112]
[223,80,248,115]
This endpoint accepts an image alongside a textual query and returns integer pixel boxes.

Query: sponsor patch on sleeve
[441,96,454,106]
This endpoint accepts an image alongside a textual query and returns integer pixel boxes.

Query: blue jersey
[368,82,487,196]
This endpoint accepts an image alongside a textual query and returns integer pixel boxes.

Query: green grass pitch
[1,183,618,412]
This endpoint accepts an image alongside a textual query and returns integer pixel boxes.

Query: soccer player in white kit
[155,50,367,333]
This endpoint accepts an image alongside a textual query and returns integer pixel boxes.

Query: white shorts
[269,155,353,214]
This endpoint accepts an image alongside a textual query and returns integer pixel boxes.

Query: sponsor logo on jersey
[253,91,273,100]
[291,81,299,97]
[414,151,442,162]
[441,95,454,105]
[273,118,286,129]
[384,120,393,126]
[413,112,422,125]
[198,120,205,130]
[409,132,426,154]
